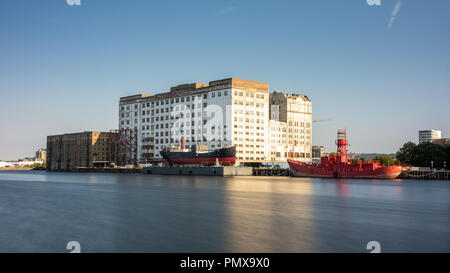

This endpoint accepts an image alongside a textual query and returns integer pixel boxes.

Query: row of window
[153,138,229,145]
[233,117,265,123]
[233,100,265,107]
[233,110,265,116]
[270,152,311,158]
[120,91,230,112]
[139,122,229,130]
[233,91,266,99]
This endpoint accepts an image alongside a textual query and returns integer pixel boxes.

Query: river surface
[0,170,448,253]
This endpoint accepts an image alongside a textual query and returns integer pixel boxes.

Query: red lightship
[288,130,402,179]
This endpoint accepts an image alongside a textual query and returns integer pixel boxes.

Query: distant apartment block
[432,138,450,146]
[419,130,442,144]
[35,148,47,162]
[312,146,324,158]
[47,131,118,171]
[119,77,312,164]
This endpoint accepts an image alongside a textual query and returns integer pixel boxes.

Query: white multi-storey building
[419,129,442,144]
[118,78,312,164]
[269,92,312,162]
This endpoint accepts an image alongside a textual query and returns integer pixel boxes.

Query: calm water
[0,170,448,253]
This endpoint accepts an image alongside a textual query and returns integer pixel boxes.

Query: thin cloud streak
[388,1,402,29]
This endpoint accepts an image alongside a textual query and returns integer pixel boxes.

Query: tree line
[396,142,450,169]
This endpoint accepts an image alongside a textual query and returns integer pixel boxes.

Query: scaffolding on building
[110,128,138,166]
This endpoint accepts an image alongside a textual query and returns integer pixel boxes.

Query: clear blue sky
[1,0,449,160]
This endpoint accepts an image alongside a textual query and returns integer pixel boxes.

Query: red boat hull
[287,159,402,179]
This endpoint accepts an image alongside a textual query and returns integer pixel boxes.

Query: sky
[0,0,449,160]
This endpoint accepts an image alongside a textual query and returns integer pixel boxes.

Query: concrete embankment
[0,167,32,171]
[142,166,253,176]
[71,167,141,173]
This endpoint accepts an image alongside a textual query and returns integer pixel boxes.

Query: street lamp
[431,161,434,170]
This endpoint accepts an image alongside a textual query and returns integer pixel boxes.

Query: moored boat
[160,137,236,166]
[288,129,402,179]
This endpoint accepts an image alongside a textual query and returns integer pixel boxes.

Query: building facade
[269,92,312,162]
[35,148,47,162]
[432,138,450,146]
[419,130,442,144]
[47,131,118,170]
[119,78,312,164]
[312,146,324,158]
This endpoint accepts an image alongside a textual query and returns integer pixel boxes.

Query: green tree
[412,142,446,167]
[396,141,449,168]
[396,142,417,164]
[445,145,450,170]
[374,155,397,166]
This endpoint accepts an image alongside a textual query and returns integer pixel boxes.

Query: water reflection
[0,171,448,252]
[223,177,316,252]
